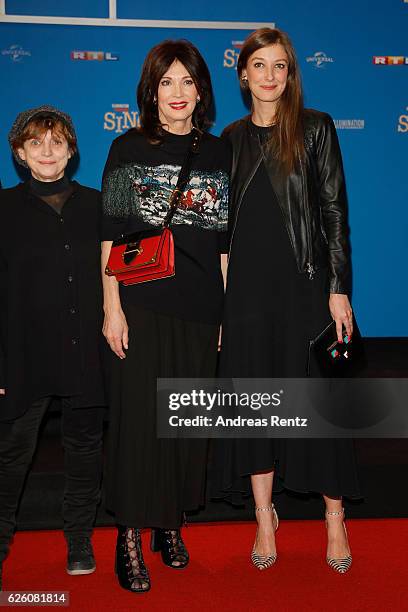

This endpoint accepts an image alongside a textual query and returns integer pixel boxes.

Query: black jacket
[223,110,351,294]
[0,181,105,421]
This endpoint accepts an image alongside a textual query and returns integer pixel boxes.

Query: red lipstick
[169,102,188,110]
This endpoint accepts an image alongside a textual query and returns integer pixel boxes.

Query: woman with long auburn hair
[101,39,229,593]
[212,28,360,573]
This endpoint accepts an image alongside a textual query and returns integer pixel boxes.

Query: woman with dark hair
[101,40,229,593]
[0,106,105,588]
[213,28,360,573]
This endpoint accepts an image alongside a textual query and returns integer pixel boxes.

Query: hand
[329,294,353,342]
[103,309,129,359]
[0,388,5,395]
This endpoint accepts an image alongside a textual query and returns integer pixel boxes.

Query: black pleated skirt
[105,304,218,528]
[210,284,362,503]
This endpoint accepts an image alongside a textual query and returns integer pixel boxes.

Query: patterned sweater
[102,128,230,324]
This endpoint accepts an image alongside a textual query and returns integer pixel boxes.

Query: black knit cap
[8,105,76,167]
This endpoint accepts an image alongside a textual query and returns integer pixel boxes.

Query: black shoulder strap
[163,129,202,228]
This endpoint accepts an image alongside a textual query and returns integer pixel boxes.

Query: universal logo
[223,41,244,69]
[1,44,31,62]
[71,51,119,61]
[373,56,408,65]
[398,107,408,133]
[306,51,334,68]
[104,104,140,133]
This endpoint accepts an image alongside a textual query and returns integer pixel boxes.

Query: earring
[196,96,201,103]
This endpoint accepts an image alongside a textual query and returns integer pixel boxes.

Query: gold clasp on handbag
[123,245,143,256]
[122,242,143,265]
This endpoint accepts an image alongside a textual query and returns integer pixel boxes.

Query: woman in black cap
[0,106,105,588]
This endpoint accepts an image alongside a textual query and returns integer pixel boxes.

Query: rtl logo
[71,51,119,61]
[373,56,408,65]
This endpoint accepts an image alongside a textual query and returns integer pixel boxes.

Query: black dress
[102,128,230,528]
[213,124,361,503]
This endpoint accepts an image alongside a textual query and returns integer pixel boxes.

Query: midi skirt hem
[210,437,362,507]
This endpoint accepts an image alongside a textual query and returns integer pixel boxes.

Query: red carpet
[2,520,407,611]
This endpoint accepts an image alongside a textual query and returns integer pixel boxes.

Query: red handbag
[105,129,201,286]
[105,227,175,286]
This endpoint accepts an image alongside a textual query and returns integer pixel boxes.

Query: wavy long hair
[137,39,213,142]
[237,28,305,173]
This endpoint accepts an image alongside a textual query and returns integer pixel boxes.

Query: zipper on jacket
[228,153,263,260]
[300,156,315,280]
[306,262,315,280]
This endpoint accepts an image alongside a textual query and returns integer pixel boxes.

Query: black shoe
[150,529,189,569]
[66,536,96,575]
[115,527,150,593]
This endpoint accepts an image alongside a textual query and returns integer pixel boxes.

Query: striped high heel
[325,508,352,574]
[251,503,279,570]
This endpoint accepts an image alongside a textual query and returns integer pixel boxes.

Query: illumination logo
[71,51,119,61]
[373,56,408,65]
[104,104,140,133]
[1,44,31,62]
[306,51,334,68]
[334,119,365,130]
[223,41,244,69]
[398,107,408,133]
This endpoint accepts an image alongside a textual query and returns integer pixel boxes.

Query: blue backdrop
[1,0,407,337]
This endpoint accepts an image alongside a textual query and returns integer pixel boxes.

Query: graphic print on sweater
[102,163,228,231]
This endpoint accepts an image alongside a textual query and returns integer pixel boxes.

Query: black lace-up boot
[150,528,189,569]
[115,526,150,593]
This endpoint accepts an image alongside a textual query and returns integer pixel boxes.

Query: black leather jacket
[223,110,351,294]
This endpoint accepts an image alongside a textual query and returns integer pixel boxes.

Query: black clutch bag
[307,317,366,377]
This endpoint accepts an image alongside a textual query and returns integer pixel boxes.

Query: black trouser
[0,397,104,564]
